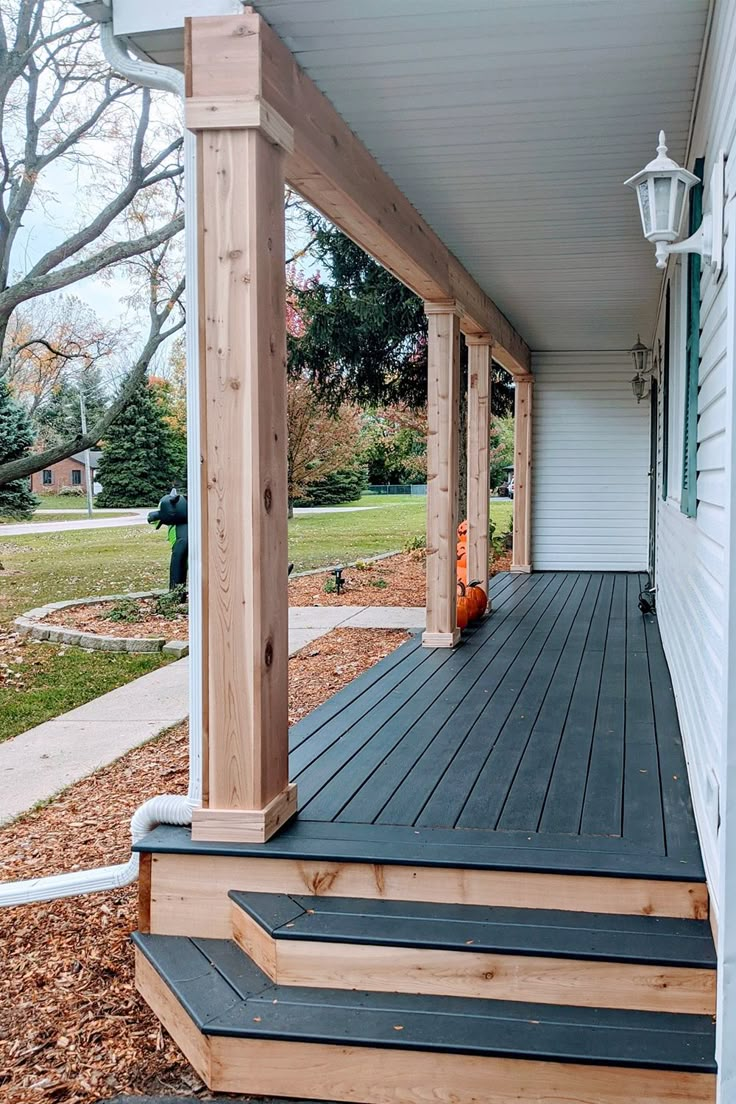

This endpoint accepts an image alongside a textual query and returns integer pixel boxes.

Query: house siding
[531,351,650,571]
[653,0,736,910]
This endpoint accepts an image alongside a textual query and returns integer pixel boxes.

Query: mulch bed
[288,549,513,608]
[45,599,188,642]
[0,627,408,1104]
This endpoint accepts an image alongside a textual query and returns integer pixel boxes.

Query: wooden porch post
[511,375,534,573]
[186,104,297,842]
[466,335,493,610]
[423,301,461,648]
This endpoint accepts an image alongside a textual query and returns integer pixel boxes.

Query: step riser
[231,904,715,1015]
[136,949,716,1104]
[143,853,709,939]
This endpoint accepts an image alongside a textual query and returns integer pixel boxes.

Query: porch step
[133,932,716,1104]
[229,891,716,1015]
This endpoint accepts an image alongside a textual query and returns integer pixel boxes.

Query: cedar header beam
[185,13,531,377]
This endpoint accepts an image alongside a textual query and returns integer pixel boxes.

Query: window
[71,469,82,486]
[42,469,52,485]
[681,157,704,518]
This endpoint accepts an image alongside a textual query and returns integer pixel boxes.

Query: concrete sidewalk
[0,605,424,824]
[0,513,148,537]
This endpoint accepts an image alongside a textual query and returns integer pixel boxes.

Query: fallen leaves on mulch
[0,627,407,1104]
[288,550,513,608]
[45,599,188,642]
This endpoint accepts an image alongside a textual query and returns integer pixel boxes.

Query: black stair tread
[229,891,716,968]
[133,933,716,1073]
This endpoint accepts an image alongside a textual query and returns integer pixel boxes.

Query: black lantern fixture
[630,335,651,403]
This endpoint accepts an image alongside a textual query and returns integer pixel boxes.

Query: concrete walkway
[0,513,149,537]
[0,605,424,824]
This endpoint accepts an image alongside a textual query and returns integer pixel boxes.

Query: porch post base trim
[191,784,297,844]
[510,563,533,574]
[422,629,461,649]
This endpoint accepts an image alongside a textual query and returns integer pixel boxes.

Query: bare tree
[0,0,185,485]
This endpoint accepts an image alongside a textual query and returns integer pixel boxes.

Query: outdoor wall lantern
[630,335,651,403]
[624,132,725,274]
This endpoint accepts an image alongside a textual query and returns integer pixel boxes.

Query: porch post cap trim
[185,97,294,152]
[424,299,463,318]
[464,333,494,346]
[515,374,535,384]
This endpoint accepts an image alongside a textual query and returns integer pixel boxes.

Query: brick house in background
[29,450,102,496]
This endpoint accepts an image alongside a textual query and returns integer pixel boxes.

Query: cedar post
[466,335,493,610]
[423,301,462,648]
[186,70,296,842]
[511,375,534,573]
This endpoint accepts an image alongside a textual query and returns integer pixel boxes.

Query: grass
[0,524,172,742]
[0,497,514,741]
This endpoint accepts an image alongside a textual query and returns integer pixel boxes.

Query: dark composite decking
[142,572,704,881]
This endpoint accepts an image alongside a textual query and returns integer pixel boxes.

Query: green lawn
[0,497,514,741]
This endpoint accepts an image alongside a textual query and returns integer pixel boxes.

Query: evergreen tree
[34,369,108,446]
[95,379,182,507]
[294,464,367,507]
[0,379,38,518]
[289,212,514,416]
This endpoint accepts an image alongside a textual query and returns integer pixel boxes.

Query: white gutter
[0,17,203,907]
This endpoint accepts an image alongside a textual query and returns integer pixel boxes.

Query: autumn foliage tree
[286,378,362,516]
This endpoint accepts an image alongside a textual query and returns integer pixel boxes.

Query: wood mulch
[0,627,408,1104]
[37,553,514,641]
[45,598,189,642]
[288,549,513,608]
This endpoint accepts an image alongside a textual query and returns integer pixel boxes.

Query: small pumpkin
[456,580,470,630]
[457,518,469,542]
[466,580,487,621]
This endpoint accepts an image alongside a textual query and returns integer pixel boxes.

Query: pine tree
[34,369,108,446]
[95,379,182,507]
[0,379,38,518]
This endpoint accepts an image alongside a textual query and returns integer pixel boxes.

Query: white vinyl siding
[531,352,649,571]
[654,0,736,907]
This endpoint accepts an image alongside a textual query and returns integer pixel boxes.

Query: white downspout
[0,23,202,907]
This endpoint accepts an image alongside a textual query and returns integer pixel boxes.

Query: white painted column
[511,375,533,573]
[466,335,493,609]
[423,301,461,648]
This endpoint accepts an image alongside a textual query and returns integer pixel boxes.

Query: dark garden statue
[148,488,189,590]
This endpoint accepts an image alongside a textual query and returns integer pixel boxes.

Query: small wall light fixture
[625,132,724,272]
[630,335,651,403]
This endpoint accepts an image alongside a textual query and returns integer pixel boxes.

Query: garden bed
[14,592,188,656]
[0,627,408,1104]
[288,548,513,607]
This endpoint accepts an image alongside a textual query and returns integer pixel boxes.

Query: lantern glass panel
[673,179,687,235]
[638,181,652,235]
[654,176,672,231]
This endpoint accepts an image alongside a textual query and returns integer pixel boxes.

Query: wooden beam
[187,113,296,844]
[185,13,530,376]
[423,302,461,648]
[511,376,533,573]
[466,335,492,610]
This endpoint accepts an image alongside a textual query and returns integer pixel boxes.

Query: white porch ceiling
[116,0,710,352]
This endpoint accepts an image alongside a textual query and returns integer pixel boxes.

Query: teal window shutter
[661,283,670,501]
[681,157,704,518]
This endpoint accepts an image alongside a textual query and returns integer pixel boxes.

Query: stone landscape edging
[14,591,189,657]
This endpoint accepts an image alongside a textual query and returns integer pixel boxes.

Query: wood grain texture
[192,784,297,843]
[466,337,492,606]
[185,13,530,374]
[246,936,715,1015]
[135,949,211,1084]
[423,304,461,646]
[148,853,709,943]
[186,98,293,151]
[136,954,716,1104]
[512,376,533,571]
[196,123,293,824]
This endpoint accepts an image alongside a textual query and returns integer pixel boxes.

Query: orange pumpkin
[457,518,469,542]
[466,581,487,621]
[456,580,469,630]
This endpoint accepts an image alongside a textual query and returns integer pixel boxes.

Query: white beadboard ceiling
[114,0,710,352]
